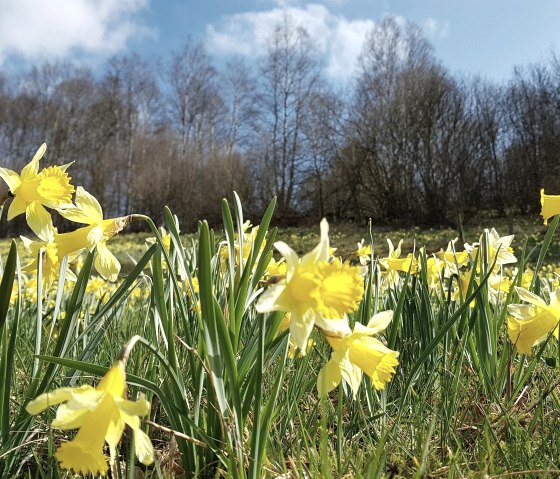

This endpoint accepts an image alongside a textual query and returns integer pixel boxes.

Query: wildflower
[0,144,74,238]
[541,188,560,225]
[26,360,153,476]
[424,255,445,290]
[265,256,287,277]
[256,219,363,353]
[507,287,560,354]
[317,311,399,398]
[288,338,315,358]
[466,228,516,268]
[353,239,372,265]
[379,239,418,274]
[20,223,77,287]
[220,221,262,266]
[436,238,469,276]
[57,187,130,281]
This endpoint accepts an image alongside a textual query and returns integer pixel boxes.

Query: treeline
[1,16,560,234]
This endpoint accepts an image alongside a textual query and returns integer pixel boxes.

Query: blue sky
[1,0,559,83]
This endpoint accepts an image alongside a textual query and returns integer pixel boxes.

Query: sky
[1,0,559,84]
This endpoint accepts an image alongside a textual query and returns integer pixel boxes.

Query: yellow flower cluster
[0,144,130,287]
[257,219,399,397]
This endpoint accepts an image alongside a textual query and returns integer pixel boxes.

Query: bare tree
[255,16,322,217]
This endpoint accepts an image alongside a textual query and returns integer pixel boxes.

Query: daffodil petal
[94,241,120,281]
[315,316,352,336]
[134,428,155,465]
[51,404,89,430]
[289,309,315,354]
[317,357,342,397]
[26,202,54,240]
[105,415,125,466]
[25,388,76,415]
[514,287,547,309]
[75,186,104,223]
[336,350,362,398]
[7,194,27,220]
[116,395,151,417]
[274,241,299,277]
[0,167,21,192]
[20,144,46,180]
[255,284,286,313]
[365,310,394,334]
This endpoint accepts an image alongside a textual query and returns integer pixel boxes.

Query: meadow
[1,152,560,478]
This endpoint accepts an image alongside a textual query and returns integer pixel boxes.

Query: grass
[1,202,560,478]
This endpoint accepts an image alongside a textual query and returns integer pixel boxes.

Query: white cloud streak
[423,17,449,39]
[0,0,154,65]
[206,3,375,82]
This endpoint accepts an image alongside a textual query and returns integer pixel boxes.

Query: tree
[254,16,322,217]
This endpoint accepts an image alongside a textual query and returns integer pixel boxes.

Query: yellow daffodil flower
[0,144,74,238]
[466,228,517,268]
[256,219,363,353]
[220,221,262,266]
[317,311,399,398]
[436,238,469,276]
[541,189,560,225]
[424,255,445,290]
[379,239,418,274]
[265,256,287,277]
[353,239,372,265]
[26,360,153,476]
[507,286,560,354]
[20,224,77,287]
[57,187,130,281]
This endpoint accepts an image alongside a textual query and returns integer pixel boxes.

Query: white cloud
[423,17,449,38]
[206,4,375,83]
[0,0,155,65]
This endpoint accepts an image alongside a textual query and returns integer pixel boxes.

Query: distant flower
[436,238,469,276]
[0,144,74,238]
[508,286,560,354]
[26,360,153,476]
[353,239,372,265]
[540,188,560,225]
[379,239,418,274]
[466,228,516,268]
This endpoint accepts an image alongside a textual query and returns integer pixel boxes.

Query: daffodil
[220,220,262,266]
[424,255,445,290]
[507,287,560,354]
[466,228,516,269]
[0,144,74,238]
[57,187,130,281]
[353,239,372,265]
[265,256,287,277]
[436,238,469,276]
[541,189,560,225]
[26,360,153,476]
[20,223,77,287]
[317,311,399,398]
[256,219,363,353]
[379,239,418,274]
